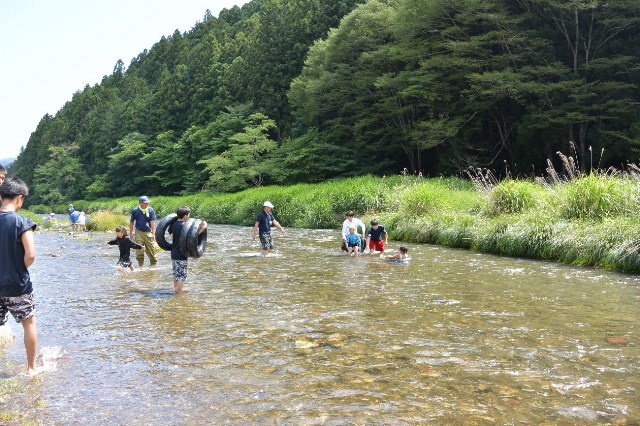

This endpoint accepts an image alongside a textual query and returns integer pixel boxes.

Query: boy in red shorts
[366,219,388,254]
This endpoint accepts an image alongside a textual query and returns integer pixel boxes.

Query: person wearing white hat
[252,201,286,256]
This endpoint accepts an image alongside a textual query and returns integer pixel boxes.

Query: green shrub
[484,179,541,216]
[28,204,50,214]
[89,211,130,232]
[557,174,635,219]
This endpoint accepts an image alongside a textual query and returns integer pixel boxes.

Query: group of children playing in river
[341,210,410,260]
[108,206,409,277]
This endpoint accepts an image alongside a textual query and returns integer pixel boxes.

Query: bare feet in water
[25,367,42,377]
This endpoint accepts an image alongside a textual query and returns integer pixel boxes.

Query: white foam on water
[39,346,65,373]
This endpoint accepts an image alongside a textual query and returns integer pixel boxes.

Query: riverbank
[27,173,640,273]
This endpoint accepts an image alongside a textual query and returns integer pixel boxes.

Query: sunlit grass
[29,169,640,273]
[87,211,130,232]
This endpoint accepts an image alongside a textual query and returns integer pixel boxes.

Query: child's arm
[107,239,117,245]
[129,239,143,250]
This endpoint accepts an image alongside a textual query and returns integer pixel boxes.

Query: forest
[8,0,640,206]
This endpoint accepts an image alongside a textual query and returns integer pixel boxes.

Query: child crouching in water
[385,246,409,260]
[346,225,362,256]
[108,226,143,271]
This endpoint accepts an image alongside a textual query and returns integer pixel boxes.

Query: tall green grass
[38,172,640,273]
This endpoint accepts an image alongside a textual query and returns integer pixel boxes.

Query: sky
[0,0,248,160]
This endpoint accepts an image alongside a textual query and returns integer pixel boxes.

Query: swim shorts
[172,260,188,281]
[0,292,36,324]
[369,239,385,252]
[259,232,273,250]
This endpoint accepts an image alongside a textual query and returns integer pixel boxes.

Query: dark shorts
[0,293,36,324]
[342,240,365,251]
[259,233,273,250]
[172,260,188,281]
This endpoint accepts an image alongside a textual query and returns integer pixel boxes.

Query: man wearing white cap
[252,201,286,256]
[129,195,157,266]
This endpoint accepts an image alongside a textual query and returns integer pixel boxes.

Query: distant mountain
[0,157,15,168]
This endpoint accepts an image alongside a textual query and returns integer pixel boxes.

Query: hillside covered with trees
[9,0,640,206]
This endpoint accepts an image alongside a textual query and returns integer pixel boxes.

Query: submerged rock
[605,336,629,345]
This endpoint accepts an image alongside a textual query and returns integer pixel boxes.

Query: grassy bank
[28,173,640,273]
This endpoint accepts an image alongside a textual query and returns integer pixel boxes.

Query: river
[1,225,638,425]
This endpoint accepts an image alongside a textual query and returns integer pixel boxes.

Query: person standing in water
[0,177,39,376]
[169,206,207,293]
[252,201,286,256]
[129,195,157,267]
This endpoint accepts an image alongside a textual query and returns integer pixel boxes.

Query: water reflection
[1,225,638,424]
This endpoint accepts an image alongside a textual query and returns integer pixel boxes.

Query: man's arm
[252,222,259,240]
[273,219,286,235]
[150,220,156,239]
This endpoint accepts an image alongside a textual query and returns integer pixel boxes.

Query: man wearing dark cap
[129,195,157,266]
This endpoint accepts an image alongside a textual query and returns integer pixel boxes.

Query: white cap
[263,201,274,208]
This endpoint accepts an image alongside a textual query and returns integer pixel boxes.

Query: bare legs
[174,279,185,294]
[22,315,38,375]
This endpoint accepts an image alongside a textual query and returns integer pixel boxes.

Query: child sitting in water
[107,226,143,271]
[345,225,362,256]
[386,246,409,261]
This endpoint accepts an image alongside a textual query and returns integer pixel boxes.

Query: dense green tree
[32,145,89,205]
[199,113,278,192]
[10,0,640,201]
[105,132,153,197]
[290,1,402,174]
[523,0,640,168]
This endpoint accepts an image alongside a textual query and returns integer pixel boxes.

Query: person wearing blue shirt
[341,211,366,253]
[129,195,157,267]
[69,209,81,231]
[252,201,286,256]
[345,225,362,256]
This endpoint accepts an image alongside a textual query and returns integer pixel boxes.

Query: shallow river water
[1,225,639,425]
